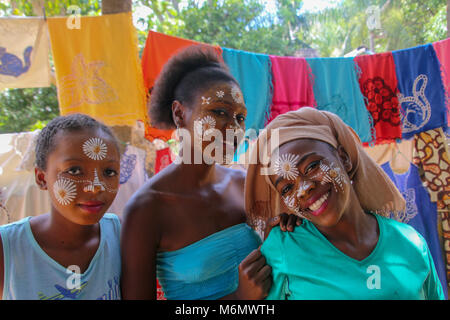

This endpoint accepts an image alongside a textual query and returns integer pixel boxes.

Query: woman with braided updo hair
[121,45,298,300]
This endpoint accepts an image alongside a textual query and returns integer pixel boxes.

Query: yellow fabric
[0,18,51,89]
[47,12,146,126]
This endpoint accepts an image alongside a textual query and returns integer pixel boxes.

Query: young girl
[121,45,278,300]
[0,113,122,300]
[245,107,445,300]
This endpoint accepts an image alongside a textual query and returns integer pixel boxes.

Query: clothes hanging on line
[0,17,51,89]
[222,48,273,132]
[392,44,448,139]
[306,57,373,143]
[355,52,402,144]
[381,161,448,297]
[267,55,316,124]
[47,12,146,127]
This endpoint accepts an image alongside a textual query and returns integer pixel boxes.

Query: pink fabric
[432,38,450,126]
[267,55,316,124]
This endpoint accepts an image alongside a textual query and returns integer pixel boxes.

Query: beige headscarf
[244,107,405,233]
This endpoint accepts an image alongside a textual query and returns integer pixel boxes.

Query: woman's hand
[232,249,272,300]
[264,213,302,240]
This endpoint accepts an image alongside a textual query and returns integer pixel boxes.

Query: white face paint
[216,90,225,99]
[230,85,244,105]
[194,115,217,138]
[296,180,314,198]
[311,160,346,193]
[274,153,300,180]
[201,96,211,105]
[56,170,118,195]
[83,169,106,193]
[53,178,77,206]
[282,194,305,217]
[82,138,107,160]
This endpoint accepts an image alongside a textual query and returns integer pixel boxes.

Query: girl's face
[180,81,247,164]
[269,139,352,228]
[35,128,120,226]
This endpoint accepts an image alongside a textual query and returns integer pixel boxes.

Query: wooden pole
[101,0,132,15]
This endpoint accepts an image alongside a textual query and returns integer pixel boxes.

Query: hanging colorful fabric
[0,17,51,89]
[267,55,316,124]
[412,128,450,210]
[381,161,448,297]
[306,57,373,143]
[432,38,450,127]
[155,147,173,175]
[141,31,222,141]
[355,52,402,144]
[222,48,273,133]
[47,12,146,127]
[392,44,447,139]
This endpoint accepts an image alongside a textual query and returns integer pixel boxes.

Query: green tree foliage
[301,0,447,56]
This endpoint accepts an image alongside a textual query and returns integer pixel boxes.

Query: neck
[315,191,376,247]
[46,209,99,248]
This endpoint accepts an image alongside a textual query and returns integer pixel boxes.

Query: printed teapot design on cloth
[0,46,33,77]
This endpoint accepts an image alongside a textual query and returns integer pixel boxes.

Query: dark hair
[149,45,239,129]
[35,113,119,170]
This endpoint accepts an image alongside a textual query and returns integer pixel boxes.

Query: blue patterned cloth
[306,57,373,143]
[119,146,137,184]
[392,44,448,139]
[381,162,448,298]
[222,48,273,132]
[156,223,261,300]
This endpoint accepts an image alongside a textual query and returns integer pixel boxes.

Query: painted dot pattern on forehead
[274,153,300,180]
[201,96,211,105]
[216,90,225,99]
[82,137,107,161]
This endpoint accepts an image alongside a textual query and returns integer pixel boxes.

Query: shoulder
[0,217,32,236]
[378,214,428,253]
[219,165,246,187]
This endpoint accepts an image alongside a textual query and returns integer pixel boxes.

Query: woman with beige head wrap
[245,107,445,300]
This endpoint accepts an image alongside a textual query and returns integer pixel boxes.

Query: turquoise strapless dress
[156,223,262,300]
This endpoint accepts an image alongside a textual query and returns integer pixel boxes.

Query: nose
[296,179,315,199]
[83,169,106,193]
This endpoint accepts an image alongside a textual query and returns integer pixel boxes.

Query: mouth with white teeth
[306,191,330,217]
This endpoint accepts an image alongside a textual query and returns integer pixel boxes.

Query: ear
[35,167,48,190]
[336,145,352,173]
[171,100,186,128]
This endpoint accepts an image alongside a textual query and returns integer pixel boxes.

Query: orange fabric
[141,31,222,141]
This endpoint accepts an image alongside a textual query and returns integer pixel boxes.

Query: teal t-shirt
[261,213,445,300]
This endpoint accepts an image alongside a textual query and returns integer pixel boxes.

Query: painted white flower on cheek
[53,178,77,206]
[194,115,217,137]
[274,153,300,180]
[314,161,345,193]
[82,138,107,160]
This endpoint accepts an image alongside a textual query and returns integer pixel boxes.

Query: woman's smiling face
[270,139,353,228]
